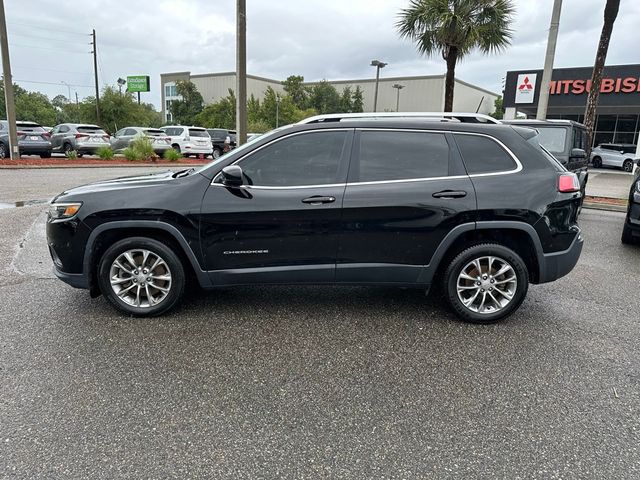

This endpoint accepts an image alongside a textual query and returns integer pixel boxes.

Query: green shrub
[65,150,78,160]
[130,136,156,161]
[96,145,114,160]
[122,146,141,161]
[163,148,181,162]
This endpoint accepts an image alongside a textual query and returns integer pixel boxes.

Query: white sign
[515,73,537,104]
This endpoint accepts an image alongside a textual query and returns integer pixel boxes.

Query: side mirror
[570,148,587,159]
[221,165,243,187]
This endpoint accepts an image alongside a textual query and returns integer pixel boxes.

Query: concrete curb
[582,203,628,213]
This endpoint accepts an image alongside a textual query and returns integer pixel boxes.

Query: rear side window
[189,129,209,138]
[454,134,517,175]
[164,127,182,136]
[356,130,449,182]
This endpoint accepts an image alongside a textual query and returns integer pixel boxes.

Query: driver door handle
[302,195,336,205]
[432,190,467,199]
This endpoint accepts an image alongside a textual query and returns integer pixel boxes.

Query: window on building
[164,84,177,97]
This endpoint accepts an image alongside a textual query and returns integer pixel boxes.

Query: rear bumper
[538,230,584,283]
[53,266,89,289]
[18,141,52,152]
[76,142,110,153]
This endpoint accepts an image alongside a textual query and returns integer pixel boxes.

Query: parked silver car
[590,143,637,172]
[50,123,110,156]
[111,127,172,154]
[0,120,52,158]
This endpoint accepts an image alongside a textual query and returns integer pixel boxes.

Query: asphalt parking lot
[1,168,639,479]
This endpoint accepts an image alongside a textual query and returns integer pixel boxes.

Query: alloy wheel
[456,256,517,314]
[109,249,172,308]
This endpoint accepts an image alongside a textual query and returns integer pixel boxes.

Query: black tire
[0,142,7,159]
[623,159,633,173]
[621,224,636,245]
[442,243,529,324]
[97,237,186,317]
[63,142,73,154]
[40,151,52,158]
[212,147,223,159]
[592,156,602,168]
[172,144,181,153]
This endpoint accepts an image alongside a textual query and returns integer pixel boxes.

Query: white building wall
[452,79,498,114]
[191,73,284,104]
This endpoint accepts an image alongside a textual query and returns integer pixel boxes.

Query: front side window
[455,134,517,175]
[355,130,450,182]
[124,128,137,136]
[239,131,347,187]
[59,125,70,133]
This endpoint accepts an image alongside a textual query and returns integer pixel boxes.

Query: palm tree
[583,0,620,155]
[397,0,514,112]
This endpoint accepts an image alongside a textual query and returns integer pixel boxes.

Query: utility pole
[275,93,280,128]
[536,0,562,120]
[91,29,100,123]
[75,91,79,123]
[392,83,405,112]
[236,0,247,146]
[370,60,387,112]
[0,0,18,160]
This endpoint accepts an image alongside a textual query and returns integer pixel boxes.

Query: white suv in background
[590,143,637,172]
[161,126,213,157]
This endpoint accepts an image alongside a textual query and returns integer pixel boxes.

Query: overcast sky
[5,0,640,109]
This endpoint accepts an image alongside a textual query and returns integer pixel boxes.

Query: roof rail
[297,112,501,125]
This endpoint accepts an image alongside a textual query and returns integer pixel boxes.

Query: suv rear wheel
[623,159,633,173]
[443,243,529,324]
[97,237,185,316]
[592,156,602,168]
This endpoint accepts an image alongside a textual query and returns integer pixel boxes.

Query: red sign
[550,77,640,95]
[519,76,534,91]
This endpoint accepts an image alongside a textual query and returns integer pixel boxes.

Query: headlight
[48,202,82,220]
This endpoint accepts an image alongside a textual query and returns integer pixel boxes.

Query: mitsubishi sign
[504,64,640,111]
[515,73,536,104]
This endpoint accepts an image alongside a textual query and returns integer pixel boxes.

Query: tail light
[42,132,51,139]
[75,133,89,139]
[16,131,26,138]
[102,135,110,141]
[558,173,580,193]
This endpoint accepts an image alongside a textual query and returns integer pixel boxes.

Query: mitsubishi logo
[518,76,533,90]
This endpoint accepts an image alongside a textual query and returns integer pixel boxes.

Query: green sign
[126,75,150,93]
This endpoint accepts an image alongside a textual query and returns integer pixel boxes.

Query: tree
[340,86,354,113]
[307,81,341,114]
[282,75,309,109]
[15,91,57,126]
[195,89,236,129]
[583,0,620,155]
[79,87,161,133]
[352,86,364,113]
[169,80,204,125]
[397,0,514,111]
[490,95,504,119]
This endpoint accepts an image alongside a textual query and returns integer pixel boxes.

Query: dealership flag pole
[0,0,18,160]
[536,0,562,120]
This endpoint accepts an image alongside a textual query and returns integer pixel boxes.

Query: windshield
[195,125,292,175]
[534,127,567,153]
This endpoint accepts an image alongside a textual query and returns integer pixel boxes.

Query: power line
[9,42,88,54]
[15,79,94,88]
[8,31,84,45]
[12,65,90,75]
[7,21,86,36]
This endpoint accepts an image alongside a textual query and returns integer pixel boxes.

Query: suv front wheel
[443,243,529,324]
[97,237,185,316]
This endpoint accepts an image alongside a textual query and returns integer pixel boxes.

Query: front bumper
[53,265,89,289]
[538,230,584,283]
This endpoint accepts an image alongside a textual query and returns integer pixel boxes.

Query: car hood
[53,170,178,200]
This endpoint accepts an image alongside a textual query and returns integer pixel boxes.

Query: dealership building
[503,64,640,146]
[159,71,499,123]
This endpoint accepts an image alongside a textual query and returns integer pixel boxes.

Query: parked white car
[590,143,637,172]
[161,126,213,157]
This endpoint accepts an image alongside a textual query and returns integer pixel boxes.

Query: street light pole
[370,60,387,112]
[536,0,563,120]
[392,83,405,112]
[61,81,71,103]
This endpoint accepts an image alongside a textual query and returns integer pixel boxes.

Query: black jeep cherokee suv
[47,114,584,323]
